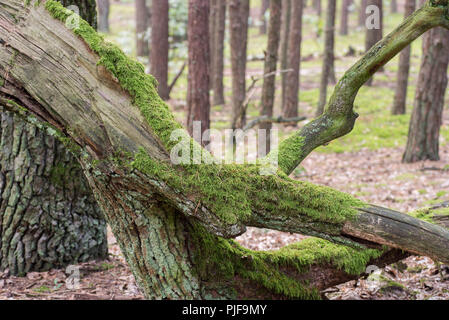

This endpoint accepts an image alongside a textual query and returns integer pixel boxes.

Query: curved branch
[271,1,449,174]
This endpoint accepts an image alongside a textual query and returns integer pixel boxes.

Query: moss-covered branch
[272,0,449,174]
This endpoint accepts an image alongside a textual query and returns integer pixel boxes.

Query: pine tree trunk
[282,0,304,119]
[391,0,398,13]
[260,0,282,155]
[314,0,322,16]
[135,0,149,57]
[340,0,350,35]
[209,0,217,87]
[317,0,337,116]
[365,0,383,86]
[187,0,211,143]
[96,0,110,33]
[403,26,449,163]
[212,0,226,106]
[280,0,291,110]
[392,0,416,115]
[359,0,367,27]
[229,0,250,129]
[150,0,169,100]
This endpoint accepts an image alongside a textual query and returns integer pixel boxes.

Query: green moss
[409,206,449,224]
[274,135,305,174]
[191,224,384,299]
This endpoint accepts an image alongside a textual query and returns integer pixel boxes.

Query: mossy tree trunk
[1,0,449,299]
[0,0,107,276]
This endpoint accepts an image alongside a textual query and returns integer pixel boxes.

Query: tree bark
[2,0,449,299]
[187,0,210,144]
[280,0,291,110]
[150,0,169,100]
[212,0,226,106]
[392,0,416,115]
[317,0,337,116]
[365,0,383,86]
[391,0,398,13]
[0,0,107,276]
[359,0,367,27]
[340,0,350,35]
[260,0,282,155]
[135,0,149,57]
[229,0,250,129]
[403,26,449,162]
[96,0,110,33]
[282,0,304,119]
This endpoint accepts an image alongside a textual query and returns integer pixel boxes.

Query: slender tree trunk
[391,0,398,13]
[317,0,337,116]
[260,0,282,155]
[212,0,227,106]
[392,0,416,115]
[280,0,291,110]
[365,0,383,85]
[96,0,110,33]
[283,0,304,119]
[259,0,270,34]
[358,0,367,27]
[209,0,217,87]
[187,0,211,144]
[0,0,107,276]
[403,26,449,163]
[135,0,149,57]
[150,0,169,100]
[340,0,350,35]
[229,0,250,129]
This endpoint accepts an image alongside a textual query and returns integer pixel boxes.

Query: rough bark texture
[0,105,107,276]
[392,0,416,115]
[229,0,250,129]
[212,0,226,106]
[282,0,304,119]
[187,0,211,143]
[96,0,109,33]
[317,0,337,116]
[0,0,107,276]
[403,26,449,162]
[260,0,282,155]
[135,0,149,57]
[1,0,449,299]
[150,0,169,100]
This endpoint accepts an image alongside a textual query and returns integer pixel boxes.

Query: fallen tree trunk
[0,0,448,299]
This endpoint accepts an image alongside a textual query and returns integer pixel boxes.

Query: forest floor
[1,0,448,300]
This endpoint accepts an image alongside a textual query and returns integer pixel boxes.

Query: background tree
[211,0,226,106]
[280,0,291,110]
[260,0,282,155]
[2,0,449,299]
[135,0,150,57]
[317,0,337,116]
[358,0,367,27]
[314,0,322,16]
[0,0,107,277]
[403,26,449,163]
[259,0,270,34]
[186,0,210,143]
[229,0,250,130]
[365,0,383,86]
[97,0,110,33]
[392,0,416,115]
[283,0,304,120]
[340,0,350,36]
[150,0,169,100]
[391,0,398,13]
